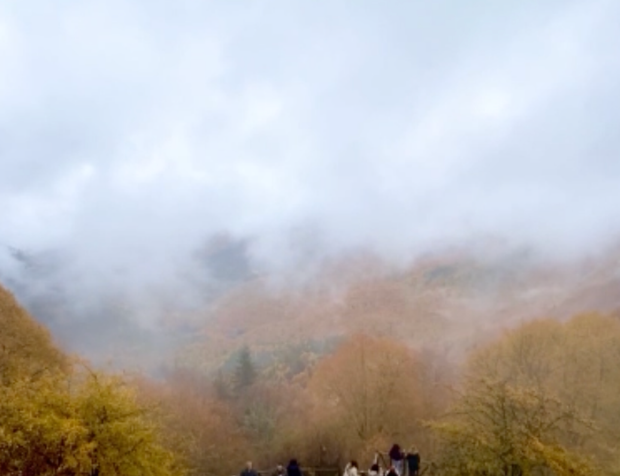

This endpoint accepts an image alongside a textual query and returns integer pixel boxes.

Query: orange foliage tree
[307,334,434,464]
[136,371,249,476]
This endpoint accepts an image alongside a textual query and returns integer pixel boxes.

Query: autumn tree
[137,373,248,476]
[465,313,620,472]
[308,334,430,460]
[0,284,182,475]
[0,284,66,383]
[430,378,595,476]
[0,367,177,476]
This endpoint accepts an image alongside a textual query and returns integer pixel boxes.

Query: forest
[2,0,620,474]
[2,246,620,476]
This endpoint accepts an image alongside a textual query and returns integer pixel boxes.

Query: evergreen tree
[214,369,231,401]
[234,346,257,391]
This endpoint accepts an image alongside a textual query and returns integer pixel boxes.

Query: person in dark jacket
[405,447,420,476]
[241,461,258,476]
[287,459,303,476]
[388,444,404,476]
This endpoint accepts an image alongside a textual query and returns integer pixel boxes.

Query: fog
[1,1,620,355]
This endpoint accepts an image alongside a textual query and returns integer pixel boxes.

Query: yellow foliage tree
[0,285,66,383]
[466,313,620,473]
[430,378,595,476]
[0,367,178,476]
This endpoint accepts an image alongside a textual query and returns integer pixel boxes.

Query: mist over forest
[2,0,620,475]
[2,235,620,374]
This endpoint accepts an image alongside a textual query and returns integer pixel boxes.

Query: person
[388,445,404,476]
[273,464,286,476]
[343,460,359,476]
[287,459,303,476]
[241,461,258,476]
[368,452,382,476]
[368,463,381,476]
[385,466,398,476]
[405,447,420,476]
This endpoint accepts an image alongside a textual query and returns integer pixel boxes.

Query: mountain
[0,284,67,382]
[2,240,619,375]
[176,244,620,374]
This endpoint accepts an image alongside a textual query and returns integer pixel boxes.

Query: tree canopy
[0,285,66,383]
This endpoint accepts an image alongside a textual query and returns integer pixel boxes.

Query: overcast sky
[1,0,620,286]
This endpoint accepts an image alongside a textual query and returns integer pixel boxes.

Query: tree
[213,369,232,401]
[136,371,249,476]
[234,346,257,392]
[1,284,178,474]
[308,334,430,460]
[430,378,595,476]
[0,284,66,384]
[75,369,177,476]
[465,313,620,472]
[0,367,177,476]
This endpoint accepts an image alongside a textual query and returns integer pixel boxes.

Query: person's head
[370,464,379,472]
[289,459,298,467]
[246,462,253,470]
[389,444,402,459]
[277,465,284,471]
[409,445,418,454]
[350,461,358,469]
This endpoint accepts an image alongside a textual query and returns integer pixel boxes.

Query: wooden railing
[237,464,435,476]
[236,467,340,476]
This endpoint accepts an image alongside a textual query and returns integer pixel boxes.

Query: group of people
[344,444,420,476]
[241,460,303,476]
[240,444,420,476]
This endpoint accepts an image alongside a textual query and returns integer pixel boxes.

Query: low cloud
[1,0,620,330]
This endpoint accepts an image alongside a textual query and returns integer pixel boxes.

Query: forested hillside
[7,243,619,376]
[174,246,620,377]
[3,247,620,475]
[0,284,67,382]
[0,285,177,475]
[3,0,620,473]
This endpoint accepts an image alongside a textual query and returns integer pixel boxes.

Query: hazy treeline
[3,276,620,475]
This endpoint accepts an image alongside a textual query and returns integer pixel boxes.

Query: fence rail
[234,467,340,476]
[233,464,435,476]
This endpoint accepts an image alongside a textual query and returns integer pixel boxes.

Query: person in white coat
[343,460,359,476]
[368,452,383,476]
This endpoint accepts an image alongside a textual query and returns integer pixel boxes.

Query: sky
[1,0,620,294]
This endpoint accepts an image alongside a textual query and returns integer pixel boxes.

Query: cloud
[1,0,620,303]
